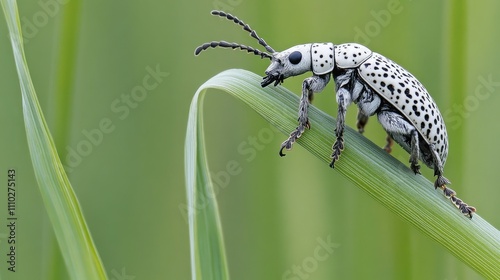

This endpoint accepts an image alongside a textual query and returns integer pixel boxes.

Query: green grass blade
[186,69,500,279]
[185,82,230,280]
[1,1,107,279]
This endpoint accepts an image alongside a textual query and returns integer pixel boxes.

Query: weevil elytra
[195,10,476,218]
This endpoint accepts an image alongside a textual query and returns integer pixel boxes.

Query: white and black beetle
[195,11,476,218]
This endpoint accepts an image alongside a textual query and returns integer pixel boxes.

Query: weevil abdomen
[357,53,449,166]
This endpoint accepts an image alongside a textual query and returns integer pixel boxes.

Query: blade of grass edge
[1,1,108,279]
[186,68,500,279]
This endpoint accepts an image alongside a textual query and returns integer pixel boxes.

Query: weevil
[195,10,476,218]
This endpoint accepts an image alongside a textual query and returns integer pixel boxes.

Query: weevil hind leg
[429,143,476,218]
[357,109,396,154]
[377,105,416,158]
[428,143,450,190]
[280,75,330,157]
[377,107,423,175]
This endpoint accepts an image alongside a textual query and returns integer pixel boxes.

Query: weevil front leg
[279,74,330,156]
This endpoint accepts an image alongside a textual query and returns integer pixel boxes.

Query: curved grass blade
[1,1,108,279]
[185,81,230,280]
[186,68,500,279]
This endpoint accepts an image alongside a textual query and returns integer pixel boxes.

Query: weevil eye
[288,51,302,65]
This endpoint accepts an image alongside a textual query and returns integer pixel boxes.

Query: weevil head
[261,44,312,87]
[262,43,335,87]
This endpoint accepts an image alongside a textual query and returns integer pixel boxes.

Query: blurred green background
[0,0,499,279]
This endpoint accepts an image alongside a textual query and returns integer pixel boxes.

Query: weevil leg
[428,143,450,189]
[377,105,416,161]
[356,109,369,134]
[429,143,476,218]
[280,75,330,157]
[330,70,360,168]
[330,87,351,168]
[383,134,394,153]
[409,130,421,174]
[279,84,311,156]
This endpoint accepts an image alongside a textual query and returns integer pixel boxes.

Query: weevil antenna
[210,10,276,54]
[194,40,273,59]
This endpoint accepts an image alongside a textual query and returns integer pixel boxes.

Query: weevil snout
[261,70,284,87]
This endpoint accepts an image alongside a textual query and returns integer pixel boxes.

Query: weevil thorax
[310,43,335,75]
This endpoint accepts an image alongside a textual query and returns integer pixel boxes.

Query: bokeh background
[0,0,499,279]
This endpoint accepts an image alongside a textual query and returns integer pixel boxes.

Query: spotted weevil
[195,10,476,218]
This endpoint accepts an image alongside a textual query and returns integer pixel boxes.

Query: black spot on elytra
[387,84,395,93]
[404,88,411,98]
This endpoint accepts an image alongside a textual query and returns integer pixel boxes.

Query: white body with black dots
[195,10,475,218]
